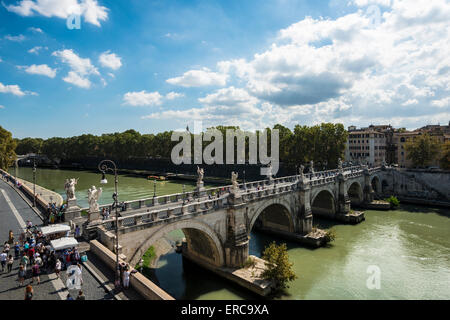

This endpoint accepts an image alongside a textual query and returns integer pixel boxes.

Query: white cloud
[99,51,122,70]
[123,91,163,106]
[5,0,108,27]
[22,64,56,78]
[28,46,42,54]
[28,27,43,33]
[4,34,26,41]
[352,0,392,7]
[166,68,228,87]
[53,49,99,88]
[63,71,91,88]
[0,105,5,109]
[0,82,26,96]
[165,92,184,100]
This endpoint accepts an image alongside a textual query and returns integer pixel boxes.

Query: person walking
[8,230,14,244]
[0,251,7,272]
[76,290,86,300]
[55,259,61,278]
[21,254,29,272]
[18,264,26,286]
[7,255,14,273]
[14,242,20,259]
[24,285,33,300]
[31,262,40,284]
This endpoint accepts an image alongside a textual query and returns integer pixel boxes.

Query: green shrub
[324,228,336,243]
[261,242,297,292]
[243,257,257,269]
[385,195,400,208]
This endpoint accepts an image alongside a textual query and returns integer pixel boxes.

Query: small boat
[147,175,166,181]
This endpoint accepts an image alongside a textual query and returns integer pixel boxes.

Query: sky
[0,0,449,139]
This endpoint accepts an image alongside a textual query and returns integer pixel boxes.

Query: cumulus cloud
[28,46,45,54]
[99,51,122,70]
[165,92,184,100]
[166,68,228,87]
[4,0,108,27]
[123,91,163,106]
[22,64,56,78]
[0,82,27,96]
[28,27,43,33]
[159,0,449,130]
[4,34,26,41]
[53,49,99,88]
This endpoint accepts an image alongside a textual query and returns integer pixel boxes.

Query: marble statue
[88,186,102,213]
[197,166,204,184]
[299,164,305,179]
[231,171,239,189]
[310,160,315,175]
[338,158,343,172]
[64,178,78,200]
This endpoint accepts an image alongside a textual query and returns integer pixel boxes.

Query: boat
[147,175,166,181]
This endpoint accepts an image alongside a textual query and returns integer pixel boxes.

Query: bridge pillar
[363,167,375,203]
[337,173,351,215]
[297,180,313,235]
[224,198,249,268]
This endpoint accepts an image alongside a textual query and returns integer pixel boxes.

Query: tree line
[2,123,349,171]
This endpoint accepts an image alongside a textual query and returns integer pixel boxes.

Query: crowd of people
[46,202,66,225]
[1,222,84,300]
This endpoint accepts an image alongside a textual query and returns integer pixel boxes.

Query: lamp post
[243,170,246,190]
[153,180,156,198]
[98,159,121,290]
[32,160,36,207]
[182,184,186,204]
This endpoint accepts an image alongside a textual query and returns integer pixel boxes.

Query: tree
[261,242,297,292]
[440,141,450,170]
[0,126,17,170]
[405,133,441,167]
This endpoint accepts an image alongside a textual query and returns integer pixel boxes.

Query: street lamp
[98,159,121,291]
[153,180,156,198]
[243,170,246,190]
[32,159,36,207]
[182,184,186,204]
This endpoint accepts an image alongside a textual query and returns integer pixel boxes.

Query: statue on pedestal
[338,158,343,173]
[88,186,102,214]
[197,166,204,185]
[310,160,315,175]
[299,164,305,180]
[64,178,78,200]
[231,171,239,190]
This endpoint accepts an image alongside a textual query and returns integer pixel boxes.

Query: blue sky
[0,0,449,139]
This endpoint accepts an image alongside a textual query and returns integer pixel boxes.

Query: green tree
[0,126,17,170]
[261,242,297,292]
[15,137,44,155]
[405,133,441,167]
[440,141,450,170]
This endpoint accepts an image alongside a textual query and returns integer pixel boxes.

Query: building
[345,125,387,167]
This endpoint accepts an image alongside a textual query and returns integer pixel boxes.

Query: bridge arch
[128,219,225,268]
[249,198,295,234]
[371,175,382,194]
[311,189,336,217]
[347,181,363,205]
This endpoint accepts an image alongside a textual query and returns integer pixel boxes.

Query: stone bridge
[83,165,386,270]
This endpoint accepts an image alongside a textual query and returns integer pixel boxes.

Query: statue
[309,160,315,175]
[64,178,78,200]
[197,166,204,184]
[88,186,102,213]
[231,171,239,189]
[338,158,343,172]
[299,164,305,179]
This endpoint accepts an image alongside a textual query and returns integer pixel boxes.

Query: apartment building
[345,125,387,166]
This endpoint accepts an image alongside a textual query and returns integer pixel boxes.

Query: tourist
[66,294,73,300]
[76,290,86,300]
[21,254,29,272]
[55,259,62,278]
[26,220,33,231]
[24,285,33,300]
[18,264,26,286]
[7,255,14,273]
[75,225,81,238]
[14,242,20,258]
[8,230,14,244]
[0,250,7,272]
[4,242,10,255]
[122,264,136,290]
[31,262,40,284]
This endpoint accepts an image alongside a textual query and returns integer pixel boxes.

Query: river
[10,167,450,300]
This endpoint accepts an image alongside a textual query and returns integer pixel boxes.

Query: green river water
[10,167,450,300]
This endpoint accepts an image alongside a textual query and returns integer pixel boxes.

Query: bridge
[70,164,385,271]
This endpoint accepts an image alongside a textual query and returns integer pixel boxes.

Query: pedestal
[195,181,206,197]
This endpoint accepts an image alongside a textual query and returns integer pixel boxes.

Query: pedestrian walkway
[15,177,63,207]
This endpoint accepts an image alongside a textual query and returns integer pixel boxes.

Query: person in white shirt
[0,251,8,272]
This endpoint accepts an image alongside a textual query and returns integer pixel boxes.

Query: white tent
[50,237,79,251]
[39,224,71,236]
